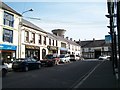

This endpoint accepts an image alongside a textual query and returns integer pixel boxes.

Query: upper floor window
[3,28,13,43]
[61,42,66,48]
[4,11,14,27]
[56,40,57,46]
[49,39,51,45]
[25,31,29,42]
[43,36,46,45]
[53,40,54,46]
[39,35,42,44]
[32,33,35,43]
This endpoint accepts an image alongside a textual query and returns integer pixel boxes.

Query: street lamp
[22,9,33,15]
[18,9,33,58]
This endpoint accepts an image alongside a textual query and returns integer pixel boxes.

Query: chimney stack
[66,37,69,40]
[70,38,72,41]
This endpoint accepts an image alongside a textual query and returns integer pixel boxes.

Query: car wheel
[2,69,7,77]
[24,66,28,72]
[38,64,41,69]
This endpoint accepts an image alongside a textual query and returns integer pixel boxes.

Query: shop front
[47,45,58,54]
[25,45,40,60]
[0,44,17,62]
[60,47,68,54]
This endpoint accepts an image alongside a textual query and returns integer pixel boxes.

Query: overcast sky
[3,0,109,41]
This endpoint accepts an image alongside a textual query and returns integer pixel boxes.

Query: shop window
[39,35,42,44]
[42,49,46,59]
[3,28,13,43]
[25,31,29,42]
[4,11,14,27]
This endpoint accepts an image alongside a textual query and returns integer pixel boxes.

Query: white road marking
[73,60,105,88]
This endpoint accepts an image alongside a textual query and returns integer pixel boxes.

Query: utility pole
[117,0,120,84]
[106,0,116,74]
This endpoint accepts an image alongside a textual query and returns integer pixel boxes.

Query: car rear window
[60,55,65,58]
[45,55,53,59]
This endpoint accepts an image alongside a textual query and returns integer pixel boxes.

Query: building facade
[0,2,21,61]
[76,39,111,59]
[20,19,48,60]
[0,2,82,61]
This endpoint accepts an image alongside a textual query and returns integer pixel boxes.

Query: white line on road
[72,60,105,88]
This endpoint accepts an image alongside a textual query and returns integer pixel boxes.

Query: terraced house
[20,19,48,60]
[0,2,22,61]
[0,2,82,61]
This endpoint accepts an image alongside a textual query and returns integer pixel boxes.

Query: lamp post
[106,0,117,75]
[18,9,33,59]
[117,0,120,84]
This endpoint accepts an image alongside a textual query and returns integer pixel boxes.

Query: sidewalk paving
[78,60,119,88]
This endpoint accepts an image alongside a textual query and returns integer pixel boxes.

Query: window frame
[4,11,14,27]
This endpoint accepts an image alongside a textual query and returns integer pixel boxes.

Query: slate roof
[1,2,21,16]
[47,32,80,46]
[76,39,110,48]
[22,19,47,33]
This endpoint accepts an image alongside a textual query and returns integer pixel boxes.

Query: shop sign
[60,47,68,51]
[47,46,58,50]
[0,44,17,50]
[26,45,40,50]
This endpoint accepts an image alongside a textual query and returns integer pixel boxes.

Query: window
[4,11,14,27]
[43,36,46,45]
[53,40,54,46]
[56,40,57,46]
[61,42,66,48]
[32,33,35,43]
[25,31,29,42]
[3,28,13,43]
[49,39,51,45]
[39,35,42,44]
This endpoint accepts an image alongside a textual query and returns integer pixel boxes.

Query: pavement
[77,60,120,88]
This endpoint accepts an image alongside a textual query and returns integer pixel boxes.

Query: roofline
[2,2,22,16]
[22,24,47,34]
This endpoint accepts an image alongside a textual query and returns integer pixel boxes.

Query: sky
[3,0,110,41]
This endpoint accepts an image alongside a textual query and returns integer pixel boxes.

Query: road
[2,59,102,88]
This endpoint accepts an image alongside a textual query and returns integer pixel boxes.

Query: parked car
[75,55,80,60]
[59,54,70,63]
[41,54,60,67]
[70,54,80,61]
[98,55,110,60]
[12,57,41,72]
[0,60,8,77]
[4,60,13,71]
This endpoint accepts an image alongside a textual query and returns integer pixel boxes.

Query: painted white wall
[0,8,21,59]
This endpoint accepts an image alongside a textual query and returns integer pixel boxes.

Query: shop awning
[0,44,17,50]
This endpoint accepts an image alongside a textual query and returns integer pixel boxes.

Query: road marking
[72,60,105,88]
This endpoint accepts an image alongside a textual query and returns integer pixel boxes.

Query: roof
[1,2,21,16]
[76,39,110,48]
[47,33,80,46]
[22,19,47,33]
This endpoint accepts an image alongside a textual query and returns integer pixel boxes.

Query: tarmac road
[3,60,112,89]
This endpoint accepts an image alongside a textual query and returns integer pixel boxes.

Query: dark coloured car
[40,54,60,67]
[12,58,41,72]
